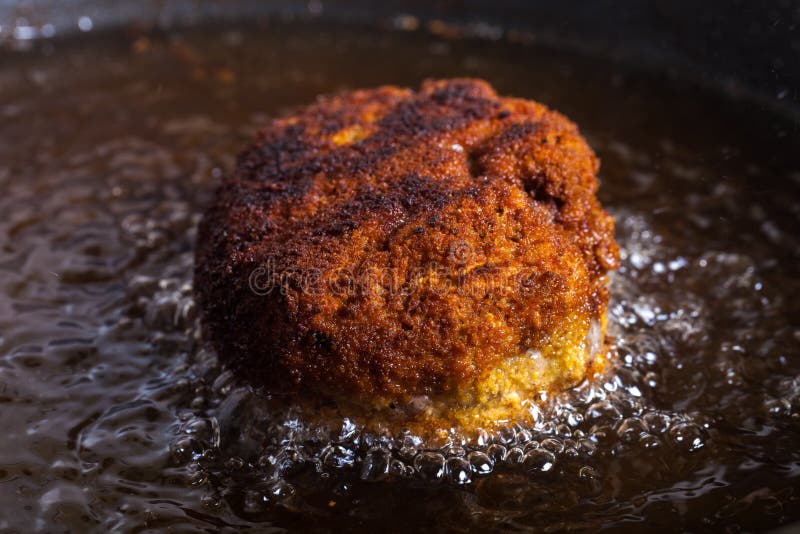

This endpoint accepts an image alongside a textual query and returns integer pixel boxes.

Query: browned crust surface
[195,79,619,409]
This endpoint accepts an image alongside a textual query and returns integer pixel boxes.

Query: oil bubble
[522,449,556,474]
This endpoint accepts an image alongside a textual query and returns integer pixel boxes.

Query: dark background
[2,0,798,121]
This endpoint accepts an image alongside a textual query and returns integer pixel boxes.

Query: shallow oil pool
[0,21,799,532]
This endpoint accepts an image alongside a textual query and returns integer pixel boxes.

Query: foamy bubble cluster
[137,212,721,503]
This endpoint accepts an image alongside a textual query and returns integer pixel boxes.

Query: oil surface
[1,21,799,533]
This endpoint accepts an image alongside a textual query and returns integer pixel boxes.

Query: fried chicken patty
[195,79,619,427]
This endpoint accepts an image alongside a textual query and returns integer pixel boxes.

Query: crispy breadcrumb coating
[195,79,619,428]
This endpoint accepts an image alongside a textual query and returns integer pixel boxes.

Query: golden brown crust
[194,79,619,412]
